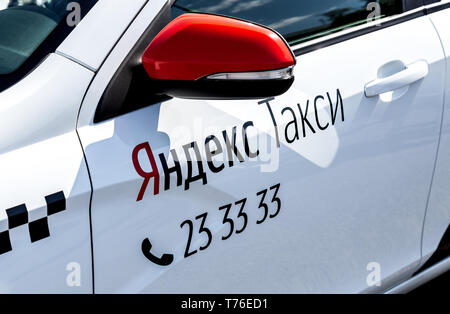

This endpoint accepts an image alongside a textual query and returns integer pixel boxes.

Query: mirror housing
[142,13,296,99]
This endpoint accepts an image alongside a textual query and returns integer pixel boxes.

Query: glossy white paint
[77,0,447,293]
[57,0,147,72]
[0,54,94,292]
[364,60,429,98]
[0,54,92,154]
[422,9,450,263]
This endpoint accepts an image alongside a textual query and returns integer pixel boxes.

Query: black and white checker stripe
[0,191,66,255]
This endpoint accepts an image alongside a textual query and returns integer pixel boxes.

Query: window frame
[292,0,448,56]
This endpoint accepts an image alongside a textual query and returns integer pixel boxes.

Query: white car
[0,0,449,294]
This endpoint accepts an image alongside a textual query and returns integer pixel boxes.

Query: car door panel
[421,7,450,264]
[77,2,446,293]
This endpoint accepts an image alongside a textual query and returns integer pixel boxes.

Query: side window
[172,0,404,45]
[0,0,97,92]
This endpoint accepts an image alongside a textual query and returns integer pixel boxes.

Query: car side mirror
[142,13,296,100]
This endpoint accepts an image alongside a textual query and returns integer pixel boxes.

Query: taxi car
[0,0,449,293]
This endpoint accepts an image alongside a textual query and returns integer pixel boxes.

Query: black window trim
[292,0,450,57]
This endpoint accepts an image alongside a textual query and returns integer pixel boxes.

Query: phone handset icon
[141,238,174,266]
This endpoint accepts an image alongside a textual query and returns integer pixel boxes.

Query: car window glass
[0,0,95,75]
[172,0,403,45]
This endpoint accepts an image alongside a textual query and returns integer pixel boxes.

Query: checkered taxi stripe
[0,191,66,255]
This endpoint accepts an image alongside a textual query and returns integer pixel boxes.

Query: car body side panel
[0,54,94,293]
[422,9,450,263]
[0,54,92,154]
[78,3,445,293]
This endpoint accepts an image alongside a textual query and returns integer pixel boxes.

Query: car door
[420,2,450,269]
[76,0,446,293]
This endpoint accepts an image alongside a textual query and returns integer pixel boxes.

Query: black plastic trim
[151,77,295,100]
[293,9,425,56]
[427,1,450,13]
[293,1,450,57]
[414,224,450,276]
[94,2,173,123]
